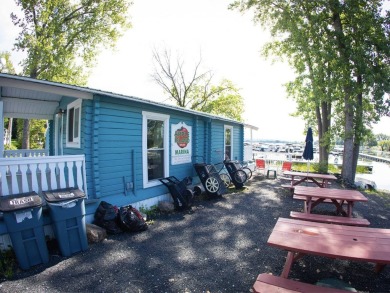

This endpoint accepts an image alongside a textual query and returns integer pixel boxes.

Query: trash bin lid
[42,188,85,203]
[0,191,42,212]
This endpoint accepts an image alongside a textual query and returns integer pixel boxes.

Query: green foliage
[0,248,16,279]
[196,79,244,121]
[292,162,339,174]
[139,205,159,222]
[291,161,371,174]
[378,140,390,151]
[16,119,47,149]
[0,52,16,74]
[12,0,132,83]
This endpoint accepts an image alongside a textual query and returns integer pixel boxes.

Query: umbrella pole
[306,161,310,186]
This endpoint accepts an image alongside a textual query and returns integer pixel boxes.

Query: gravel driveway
[0,175,389,293]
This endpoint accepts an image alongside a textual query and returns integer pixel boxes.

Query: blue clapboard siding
[210,121,226,164]
[233,125,244,161]
[58,92,244,208]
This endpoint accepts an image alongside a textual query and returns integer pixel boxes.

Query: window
[224,125,233,160]
[66,99,82,148]
[142,111,169,188]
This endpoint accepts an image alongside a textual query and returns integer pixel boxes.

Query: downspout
[60,112,64,155]
[0,100,3,158]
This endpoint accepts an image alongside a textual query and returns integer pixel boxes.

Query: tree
[152,48,244,121]
[1,51,17,148]
[10,0,132,148]
[378,140,390,151]
[0,51,16,74]
[231,0,389,183]
[376,133,390,141]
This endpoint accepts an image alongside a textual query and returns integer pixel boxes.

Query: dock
[359,153,390,164]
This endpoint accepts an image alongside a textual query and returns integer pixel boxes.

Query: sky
[1,0,390,142]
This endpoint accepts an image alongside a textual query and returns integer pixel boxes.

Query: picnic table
[267,217,390,278]
[294,186,368,217]
[282,171,337,189]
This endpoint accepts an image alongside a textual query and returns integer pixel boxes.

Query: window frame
[66,99,82,148]
[142,111,170,188]
[224,125,233,160]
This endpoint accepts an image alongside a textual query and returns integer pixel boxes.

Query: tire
[184,189,194,207]
[219,173,231,188]
[205,176,220,193]
[234,170,248,184]
[242,167,252,180]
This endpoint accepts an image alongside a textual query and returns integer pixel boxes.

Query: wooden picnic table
[283,171,337,188]
[294,186,368,217]
[267,217,390,278]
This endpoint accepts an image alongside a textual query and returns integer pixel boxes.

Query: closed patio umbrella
[303,127,314,161]
[302,127,314,176]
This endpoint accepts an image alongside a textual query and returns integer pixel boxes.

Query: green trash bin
[43,188,88,257]
[0,192,49,270]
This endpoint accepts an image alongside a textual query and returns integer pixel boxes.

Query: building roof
[0,73,246,124]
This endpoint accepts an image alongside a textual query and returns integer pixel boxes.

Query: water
[355,161,390,192]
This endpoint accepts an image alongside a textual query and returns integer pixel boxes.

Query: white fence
[3,149,49,158]
[0,155,87,197]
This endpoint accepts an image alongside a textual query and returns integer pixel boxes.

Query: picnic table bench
[290,211,370,226]
[253,273,351,293]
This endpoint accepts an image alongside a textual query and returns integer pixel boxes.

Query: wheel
[234,170,248,184]
[242,167,252,180]
[219,173,231,188]
[184,189,194,207]
[205,177,220,193]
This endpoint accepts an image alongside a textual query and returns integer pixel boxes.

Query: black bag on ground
[94,201,123,234]
[118,205,148,232]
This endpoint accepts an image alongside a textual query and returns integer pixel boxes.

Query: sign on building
[171,122,192,165]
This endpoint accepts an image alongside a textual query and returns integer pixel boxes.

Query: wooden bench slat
[290,211,370,226]
[293,195,334,203]
[253,274,351,293]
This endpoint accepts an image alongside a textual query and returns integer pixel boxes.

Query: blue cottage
[0,74,246,234]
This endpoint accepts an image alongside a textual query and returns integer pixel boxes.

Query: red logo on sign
[175,127,189,148]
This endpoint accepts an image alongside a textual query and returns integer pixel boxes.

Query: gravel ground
[0,174,389,293]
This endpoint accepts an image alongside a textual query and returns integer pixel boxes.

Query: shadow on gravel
[1,175,389,293]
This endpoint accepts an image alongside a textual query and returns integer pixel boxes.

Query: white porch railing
[3,149,49,158]
[0,155,87,197]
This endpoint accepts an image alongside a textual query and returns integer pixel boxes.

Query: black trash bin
[0,192,49,270]
[193,163,227,197]
[43,188,88,257]
[159,176,194,210]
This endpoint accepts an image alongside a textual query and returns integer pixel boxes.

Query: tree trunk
[342,94,354,183]
[320,101,331,172]
[7,117,13,146]
[352,75,364,179]
[22,119,30,149]
[331,1,355,184]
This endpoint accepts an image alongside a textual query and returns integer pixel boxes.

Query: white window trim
[66,99,82,148]
[224,125,233,160]
[142,111,170,188]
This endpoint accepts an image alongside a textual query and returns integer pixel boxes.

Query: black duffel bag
[118,205,148,232]
[94,201,123,234]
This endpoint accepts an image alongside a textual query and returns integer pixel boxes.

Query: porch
[0,152,87,197]
[0,152,88,249]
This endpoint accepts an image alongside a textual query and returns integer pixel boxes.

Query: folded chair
[255,159,266,175]
[281,161,292,172]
